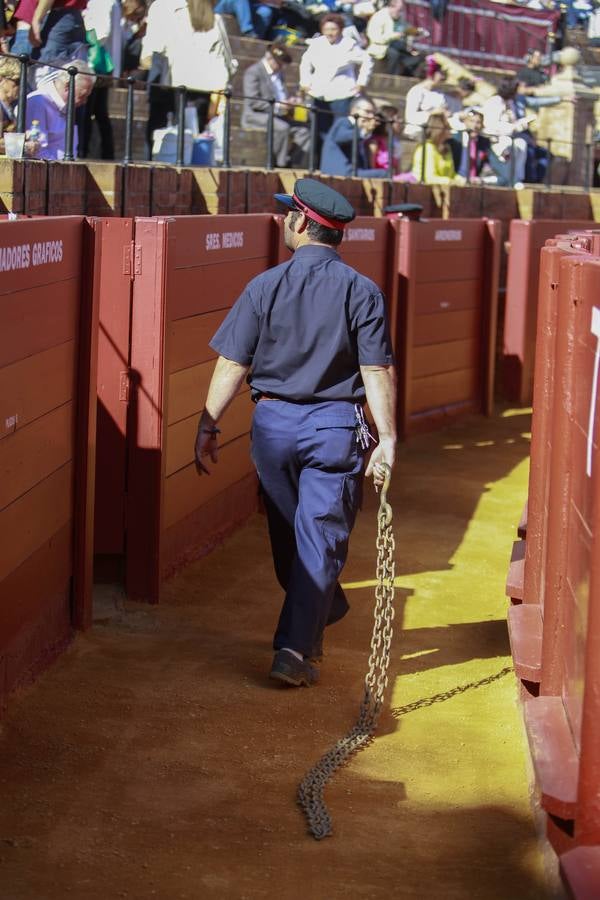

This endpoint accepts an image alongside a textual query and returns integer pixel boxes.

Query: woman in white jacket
[142,0,237,138]
[299,12,373,150]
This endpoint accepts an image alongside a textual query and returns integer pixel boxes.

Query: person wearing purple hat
[194,178,396,687]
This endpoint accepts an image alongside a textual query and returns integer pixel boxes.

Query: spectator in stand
[451,109,511,185]
[0,56,42,155]
[29,0,89,65]
[320,94,388,176]
[366,0,425,76]
[514,78,571,181]
[121,0,147,75]
[24,60,94,158]
[366,102,403,174]
[141,0,237,157]
[482,77,530,185]
[444,76,476,129]
[242,42,311,167]
[0,56,20,133]
[299,12,373,150]
[515,49,547,88]
[411,112,460,183]
[81,0,121,160]
[213,0,257,36]
[403,54,448,140]
[9,0,35,55]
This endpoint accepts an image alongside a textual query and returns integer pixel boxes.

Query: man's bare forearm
[201,355,250,424]
[360,364,397,440]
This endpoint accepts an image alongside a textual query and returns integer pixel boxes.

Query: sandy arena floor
[0,409,565,899]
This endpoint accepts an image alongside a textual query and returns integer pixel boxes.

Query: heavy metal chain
[297,463,396,840]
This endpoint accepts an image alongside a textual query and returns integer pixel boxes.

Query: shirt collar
[39,78,67,113]
[293,244,341,260]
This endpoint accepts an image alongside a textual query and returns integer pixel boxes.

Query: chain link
[297,464,396,840]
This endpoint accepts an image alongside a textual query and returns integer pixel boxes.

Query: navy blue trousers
[251,399,365,658]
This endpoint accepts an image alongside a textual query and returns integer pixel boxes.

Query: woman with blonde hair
[411,112,460,185]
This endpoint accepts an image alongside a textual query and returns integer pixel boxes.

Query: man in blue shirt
[320,96,388,178]
[195,178,396,687]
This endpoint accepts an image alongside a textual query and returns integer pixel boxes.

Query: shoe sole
[269,668,316,687]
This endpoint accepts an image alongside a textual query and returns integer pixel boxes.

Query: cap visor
[273,193,297,209]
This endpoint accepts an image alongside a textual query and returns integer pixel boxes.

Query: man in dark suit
[241,42,310,168]
[451,109,511,186]
[319,96,387,177]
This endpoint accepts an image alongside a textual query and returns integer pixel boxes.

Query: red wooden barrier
[394,217,501,438]
[0,216,101,706]
[505,231,600,889]
[503,220,594,406]
[125,214,280,602]
[94,219,133,566]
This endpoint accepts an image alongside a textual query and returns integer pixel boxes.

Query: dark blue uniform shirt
[209,244,394,403]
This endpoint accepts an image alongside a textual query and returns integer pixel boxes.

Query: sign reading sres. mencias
[0,239,64,272]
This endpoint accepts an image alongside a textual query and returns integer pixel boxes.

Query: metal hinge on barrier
[123,241,142,278]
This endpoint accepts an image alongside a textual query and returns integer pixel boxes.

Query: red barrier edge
[72,217,102,630]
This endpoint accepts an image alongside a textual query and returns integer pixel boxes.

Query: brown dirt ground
[0,410,565,899]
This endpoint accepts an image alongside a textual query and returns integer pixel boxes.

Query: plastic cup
[4,132,26,159]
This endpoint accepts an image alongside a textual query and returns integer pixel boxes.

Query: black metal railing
[1,51,596,191]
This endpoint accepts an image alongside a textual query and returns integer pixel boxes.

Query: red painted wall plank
[0,402,73,511]
[0,341,75,441]
[164,434,253,530]
[410,368,477,414]
[0,280,80,369]
[0,461,72,583]
[166,390,252,477]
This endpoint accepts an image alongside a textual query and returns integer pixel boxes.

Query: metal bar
[266,98,275,170]
[509,136,516,186]
[585,142,592,191]
[64,66,77,162]
[351,115,359,177]
[308,101,317,173]
[176,85,186,167]
[420,125,426,184]
[386,119,394,181]
[123,76,135,165]
[545,137,552,189]
[16,54,28,134]
[222,88,231,168]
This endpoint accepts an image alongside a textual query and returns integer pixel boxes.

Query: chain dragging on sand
[297,464,395,840]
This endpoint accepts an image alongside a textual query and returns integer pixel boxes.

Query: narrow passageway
[1,409,561,899]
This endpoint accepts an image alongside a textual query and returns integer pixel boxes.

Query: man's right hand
[365,436,395,488]
[29,17,43,46]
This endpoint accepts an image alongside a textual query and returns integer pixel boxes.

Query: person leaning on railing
[0,55,41,156]
[319,94,388,176]
[22,59,94,159]
[140,0,237,157]
[410,112,463,184]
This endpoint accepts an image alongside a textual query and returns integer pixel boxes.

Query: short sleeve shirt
[209,244,394,402]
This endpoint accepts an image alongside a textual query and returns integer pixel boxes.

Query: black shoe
[269,650,319,687]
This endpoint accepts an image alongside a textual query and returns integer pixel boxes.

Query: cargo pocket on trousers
[314,419,358,471]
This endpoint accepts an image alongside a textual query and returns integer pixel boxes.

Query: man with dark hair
[320,95,388,176]
[195,178,396,687]
[451,109,511,185]
[242,42,310,168]
[516,49,547,88]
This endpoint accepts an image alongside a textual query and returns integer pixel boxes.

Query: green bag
[86,29,114,76]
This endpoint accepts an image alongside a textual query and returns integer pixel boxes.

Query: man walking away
[195,178,397,688]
